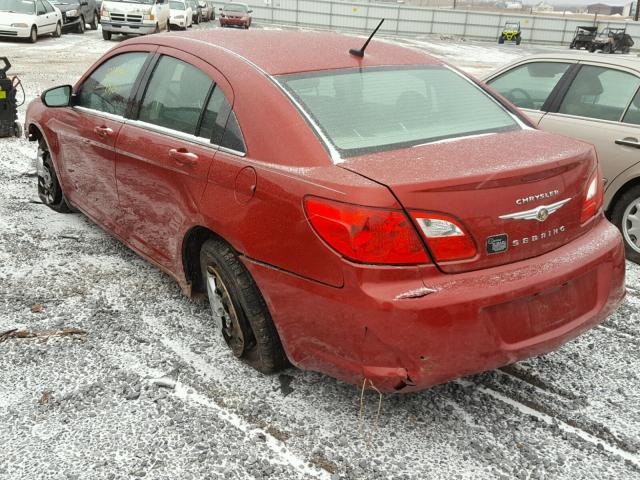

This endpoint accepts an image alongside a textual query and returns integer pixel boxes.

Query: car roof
[504,52,640,71]
[126,30,441,76]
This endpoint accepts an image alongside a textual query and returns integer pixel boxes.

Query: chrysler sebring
[25,30,625,392]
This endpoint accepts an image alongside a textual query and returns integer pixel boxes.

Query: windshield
[505,23,519,29]
[106,0,154,4]
[169,1,184,8]
[223,3,246,11]
[278,66,520,158]
[0,0,35,13]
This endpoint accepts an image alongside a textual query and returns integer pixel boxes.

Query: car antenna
[349,19,385,58]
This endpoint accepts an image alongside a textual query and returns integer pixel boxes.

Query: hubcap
[206,266,246,357]
[622,198,640,254]
[37,147,56,205]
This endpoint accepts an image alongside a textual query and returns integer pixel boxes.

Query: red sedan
[218,3,252,29]
[26,30,625,393]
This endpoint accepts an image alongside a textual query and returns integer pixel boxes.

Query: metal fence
[246,0,640,47]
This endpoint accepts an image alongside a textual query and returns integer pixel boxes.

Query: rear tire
[89,12,98,30]
[37,139,72,214]
[76,15,85,33]
[611,186,640,264]
[199,238,288,374]
[102,29,111,40]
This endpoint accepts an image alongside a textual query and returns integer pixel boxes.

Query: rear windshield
[278,66,520,158]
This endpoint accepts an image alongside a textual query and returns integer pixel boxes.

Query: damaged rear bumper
[243,217,625,393]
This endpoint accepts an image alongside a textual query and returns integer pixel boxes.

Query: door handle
[94,126,114,138]
[169,148,198,166]
[615,137,640,149]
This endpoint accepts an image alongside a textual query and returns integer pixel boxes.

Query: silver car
[486,53,640,262]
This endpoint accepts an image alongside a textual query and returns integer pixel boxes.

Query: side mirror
[247,9,252,12]
[80,0,88,5]
[41,85,72,108]
[218,6,222,10]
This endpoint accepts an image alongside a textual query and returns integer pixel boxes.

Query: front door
[53,50,151,227]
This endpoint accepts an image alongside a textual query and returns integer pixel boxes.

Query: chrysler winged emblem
[499,198,572,223]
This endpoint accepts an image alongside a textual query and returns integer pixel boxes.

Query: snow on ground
[0,23,639,480]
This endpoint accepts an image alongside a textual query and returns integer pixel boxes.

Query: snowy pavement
[0,23,639,480]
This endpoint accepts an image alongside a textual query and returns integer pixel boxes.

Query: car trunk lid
[338,129,596,273]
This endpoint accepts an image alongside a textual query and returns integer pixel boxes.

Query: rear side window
[77,52,149,117]
[623,89,640,125]
[199,89,246,153]
[488,62,571,110]
[138,56,213,135]
[558,66,640,122]
[279,66,519,158]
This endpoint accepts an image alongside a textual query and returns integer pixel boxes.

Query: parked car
[0,0,62,42]
[486,53,640,262]
[499,21,521,45]
[99,0,170,40]
[25,31,625,392]
[219,2,250,28]
[49,0,98,33]
[169,0,192,29]
[205,0,214,20]
[197,0,210,21]
[186,0,200,23]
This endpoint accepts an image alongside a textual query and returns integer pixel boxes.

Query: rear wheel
[76,15,85,33]
[102,29,112,40]
[29,26,37,43]
[89,11,98,30]
[37,139,71,214]
[611,185,640,264]
[200,238,288,373]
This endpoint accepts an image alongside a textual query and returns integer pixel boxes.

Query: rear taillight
[304,197,430,265]
[580,168,603,223]
[411,212,477,262]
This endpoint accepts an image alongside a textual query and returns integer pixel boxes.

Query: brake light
[580,168,603,223]
[304,197,430,265]
[411,212,477,262]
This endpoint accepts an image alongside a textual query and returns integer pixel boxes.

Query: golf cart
[499,22,522,45]
[569,26,598,50]
[591,27,634,53]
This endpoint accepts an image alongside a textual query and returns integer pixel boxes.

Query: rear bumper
[244,217,625,393]
[101,21,157,34]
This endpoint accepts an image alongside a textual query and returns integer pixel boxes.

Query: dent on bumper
[243,218,626,393]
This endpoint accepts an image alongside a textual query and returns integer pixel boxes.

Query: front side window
[36,0,46,14]
[558,66,640,122]
[77,52,149,117]
[488,62,571,110]
[279,66,519,157]
[138,56,213,135]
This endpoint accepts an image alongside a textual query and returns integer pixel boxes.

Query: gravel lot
[1,22,639,480]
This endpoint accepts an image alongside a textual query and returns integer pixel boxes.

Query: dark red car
[26,30,625,393]
[218,2,251,29]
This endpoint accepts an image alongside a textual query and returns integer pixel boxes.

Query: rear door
[538,63,640,198]
[114,47,225,268]
[486,60,575,125]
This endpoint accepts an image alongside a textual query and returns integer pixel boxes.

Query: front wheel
[102,29,112,40]
[498,35,505,44]
[53,21,61,37]
[611,186,640,264]
[37,140,71,213]
[200,238,288,373]
[29,26,37,43]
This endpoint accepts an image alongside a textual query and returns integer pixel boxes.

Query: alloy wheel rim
[206,265,246,357]
[622,198,640,254]
[37,147,56,205]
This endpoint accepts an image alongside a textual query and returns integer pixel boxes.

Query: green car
[499,22,521,45]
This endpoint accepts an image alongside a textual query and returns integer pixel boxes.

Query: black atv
[569,26,598,50]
